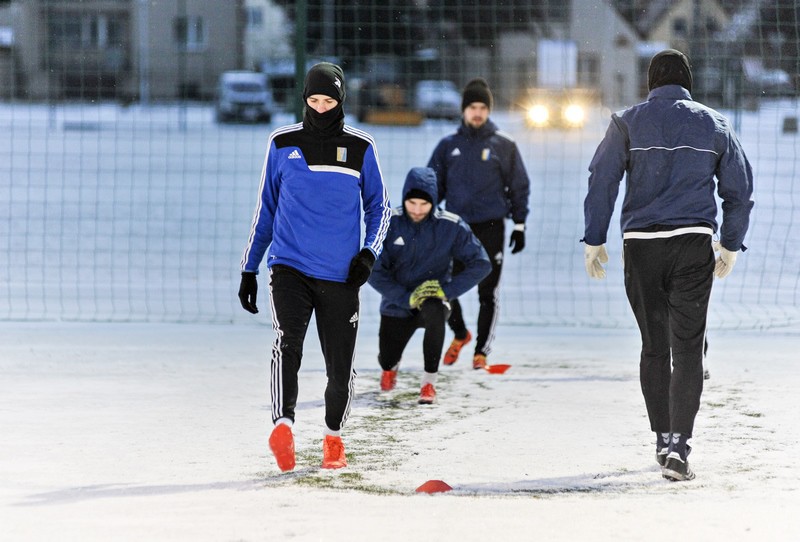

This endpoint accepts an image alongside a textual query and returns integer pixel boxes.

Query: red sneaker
[322,435,347,469]
[418,383,436,404]
[380,370,397,391]
[443,331,472,366]
[268,423,295,472]
[472,353,487,370]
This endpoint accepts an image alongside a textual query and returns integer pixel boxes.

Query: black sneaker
[655,432,670,466]
[656,448,669,467]
[662,452,695,481]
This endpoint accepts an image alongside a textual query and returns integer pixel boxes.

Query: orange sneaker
[472,353,487,370]
[418,383,436,404]
[322,435,347,469]
[443,331,472,366]
[380,370,397,391]
[268,423,296,472]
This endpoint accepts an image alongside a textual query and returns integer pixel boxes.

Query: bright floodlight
[527,104,549,126]
[563,104,585,126]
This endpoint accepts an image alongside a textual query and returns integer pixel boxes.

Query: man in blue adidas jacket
[368,167,490,404]
[238,62,391,472]
[583,49,754,482]
[427,78,530,371]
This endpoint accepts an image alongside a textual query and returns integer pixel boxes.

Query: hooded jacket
[427,119,530,225]
[584,85,754,251]
[368,167,491,317]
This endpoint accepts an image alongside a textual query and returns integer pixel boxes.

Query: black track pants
[448,219,505,356]
[378,299,449,374]
[623,233,715,436]
[268,265,359,432]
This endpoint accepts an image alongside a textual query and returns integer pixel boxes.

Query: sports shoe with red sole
[443,331,472,366]
[418,383,436,404]
[473,353,487,370]
[380,370,397,391]
[269,423,296,472]
[322,435,347,469]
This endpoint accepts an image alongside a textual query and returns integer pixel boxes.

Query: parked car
[215,71,273,123]
[414,80,461,120]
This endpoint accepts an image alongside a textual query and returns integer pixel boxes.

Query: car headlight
[526,104,549,127]
[562,104,585,127]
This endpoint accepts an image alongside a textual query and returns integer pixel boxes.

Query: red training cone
[415,480,453,494]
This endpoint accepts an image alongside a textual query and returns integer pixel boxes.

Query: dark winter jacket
[427,119,530,225]
[368,167,491,318]
[584,85,754,251]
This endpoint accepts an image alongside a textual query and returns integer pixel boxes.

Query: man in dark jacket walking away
[583,49,754,482]
[368,167,490,404]
[427,78,530,370]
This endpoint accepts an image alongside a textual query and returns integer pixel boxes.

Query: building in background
[5,0,244,101]
[495,0,641,110]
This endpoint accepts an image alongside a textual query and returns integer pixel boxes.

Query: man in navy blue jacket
[368,167,491,404]
[427,78,530,371]
[583,50,754,482]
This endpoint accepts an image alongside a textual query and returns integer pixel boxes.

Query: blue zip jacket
[427,119,530,225]
[241,122,391,281]
[584,85,754,250]
[368,167,491,318]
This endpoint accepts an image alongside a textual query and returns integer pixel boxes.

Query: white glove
[584,244,609,280]
[713,241,737,279]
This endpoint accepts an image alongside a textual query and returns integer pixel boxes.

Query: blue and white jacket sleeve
[368,234,415,310]
[360,143,392,258]
[442,222,491,300]
[506,143,531,224]
[583,115,627,246]
[240,139,280,273]
[715,124,754,251]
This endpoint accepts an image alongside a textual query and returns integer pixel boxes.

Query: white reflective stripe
[308,164,360,178]
[623,226,713,239]
[629,145,718,155]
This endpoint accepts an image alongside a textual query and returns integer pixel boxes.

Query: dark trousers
[448,219,505,356]
[623,233,715,436]
[268,265,359,432]
[378,299,449,374]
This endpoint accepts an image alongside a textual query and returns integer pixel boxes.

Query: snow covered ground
[2,320,799,541]
[2,98,799,540]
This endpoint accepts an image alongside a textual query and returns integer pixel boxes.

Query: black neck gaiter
[303,104,345,138]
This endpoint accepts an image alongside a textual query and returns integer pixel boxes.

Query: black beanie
[303,62,346,102]
[461,78,493,110]
[404,188,433,204]
[648,49,693,92]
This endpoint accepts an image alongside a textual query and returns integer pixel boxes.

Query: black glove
[509,228,526,254]
[238,272,259,314]
[346,248,376,287]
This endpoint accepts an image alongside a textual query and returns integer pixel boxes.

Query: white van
[215,71,274,123]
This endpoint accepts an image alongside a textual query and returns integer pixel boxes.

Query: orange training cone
[415,480,453,494]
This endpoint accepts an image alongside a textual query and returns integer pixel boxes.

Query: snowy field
[1,99,800,540]
[1,321,799,541]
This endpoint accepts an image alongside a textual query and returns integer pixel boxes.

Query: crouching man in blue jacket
[368,167,491,404]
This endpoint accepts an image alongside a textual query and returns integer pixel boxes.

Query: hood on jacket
[402,167,439,208]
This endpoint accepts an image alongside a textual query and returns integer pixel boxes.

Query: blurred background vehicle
[215,71,274,123]
[413,80,462,120]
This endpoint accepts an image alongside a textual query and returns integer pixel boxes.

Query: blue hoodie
[368,167,491,317]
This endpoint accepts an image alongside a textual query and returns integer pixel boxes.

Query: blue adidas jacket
[427,119,530,225]
[241,122,391,281]
[368,167,491,318]
[584,85,754,251]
